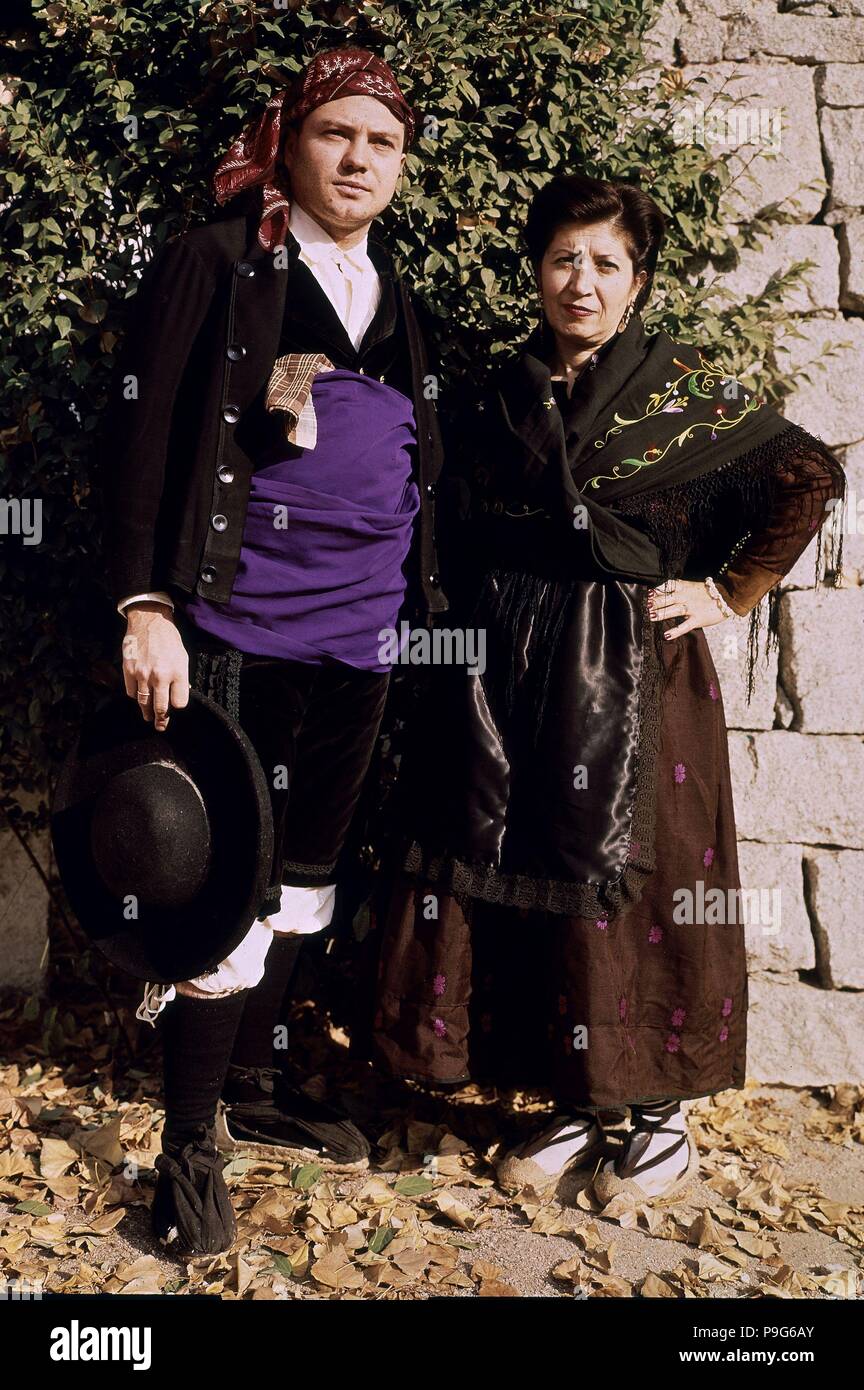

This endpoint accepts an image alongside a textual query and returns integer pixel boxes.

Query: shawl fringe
[609,422,846,702]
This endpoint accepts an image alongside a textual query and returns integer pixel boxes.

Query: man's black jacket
[98,197,450,621]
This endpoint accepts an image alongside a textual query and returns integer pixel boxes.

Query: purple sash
[184,370,420,670]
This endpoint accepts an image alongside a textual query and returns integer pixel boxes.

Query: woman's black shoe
[151,1123,237,1255]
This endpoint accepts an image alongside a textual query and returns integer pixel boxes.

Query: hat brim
[50,688,274,983]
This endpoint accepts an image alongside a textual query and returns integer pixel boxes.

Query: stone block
[838,215,864,310]
[821,107,864,207]
[817,63,864,107]
[726,14,864,63]
[678,65,825,221]
[777,588,864,732]
[747,974,864,1085]
[739,840,816,972]
[803,847,864,987]
[774,317,864,447]
[728,730,864,846]
[704,225,840,314]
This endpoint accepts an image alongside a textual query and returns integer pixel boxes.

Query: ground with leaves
[1,963,861,1301]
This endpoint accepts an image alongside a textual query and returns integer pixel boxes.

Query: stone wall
[647,0,864,1084]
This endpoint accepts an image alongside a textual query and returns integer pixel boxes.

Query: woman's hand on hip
[647,580,729,639]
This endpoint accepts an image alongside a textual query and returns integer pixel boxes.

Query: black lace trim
[188,641,244,723]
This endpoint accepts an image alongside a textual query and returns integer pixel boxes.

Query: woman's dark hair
[523,173,666,311]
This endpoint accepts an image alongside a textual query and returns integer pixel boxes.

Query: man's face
[282,94,406,237]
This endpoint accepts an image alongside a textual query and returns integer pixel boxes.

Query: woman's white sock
[514,1111,600,1175]
[607,1101,689,1196]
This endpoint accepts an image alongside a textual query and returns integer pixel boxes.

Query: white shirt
[118,201,383,616]
[288,200,381,351]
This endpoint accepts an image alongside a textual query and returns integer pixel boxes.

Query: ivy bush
[0,0,819,836]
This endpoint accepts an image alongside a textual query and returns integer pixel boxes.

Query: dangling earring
[617,301,635,334]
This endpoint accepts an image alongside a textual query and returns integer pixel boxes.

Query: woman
[369,173,846,1205]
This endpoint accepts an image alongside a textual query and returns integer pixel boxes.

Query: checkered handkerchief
[264,351,335,450]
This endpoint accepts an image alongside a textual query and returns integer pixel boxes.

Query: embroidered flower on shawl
[674,762,687,784]
[708,681,719,701]
[627,839,641,860]
[595,918,609,931]
[721,996,733,1017]
[665,1033,681,1053]
[432,973,446,997]
[618,995,628,1021]
[719,1024,730,1042]
[670,1007,686,1028]
[703,847,715,868]
[648,924,664,944]
[432,1017,447,1038]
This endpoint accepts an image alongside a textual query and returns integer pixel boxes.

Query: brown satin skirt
[370,626,748,1112]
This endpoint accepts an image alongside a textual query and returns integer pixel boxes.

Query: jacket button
[358,366,366,374]
[236,261,255,278]
[226,343,246,361]
[200,565,217,583]
[428,572,441,588]
[217,466,235,484]
[223,404,241,424]
[425,482,437,497]
[211,514,228,532]
[379,373,386,382]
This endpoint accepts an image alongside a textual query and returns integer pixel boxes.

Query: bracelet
[704,575,736,620]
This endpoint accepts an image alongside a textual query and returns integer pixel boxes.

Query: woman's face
[539,218,647,350]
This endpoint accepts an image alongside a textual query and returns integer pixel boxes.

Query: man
[100,47,448,1253]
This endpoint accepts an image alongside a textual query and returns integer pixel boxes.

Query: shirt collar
[288,200,374,275]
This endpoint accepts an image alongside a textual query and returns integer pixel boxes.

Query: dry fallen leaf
[687,1209,736,1252]
[79,1118,124,1168]
[641,1271,680,1298]
[479,1278,519,1296]
[39,1137,79,1180]
[311,1247,365,1290]
[113,1255,167,1294]
[470,1259,504,1282]
[429,1190,490,1231]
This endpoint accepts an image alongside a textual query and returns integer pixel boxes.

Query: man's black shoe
[215,1064,371,1171]
[151,1123,237,1256]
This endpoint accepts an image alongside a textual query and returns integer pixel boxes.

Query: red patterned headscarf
[212,47,417,252]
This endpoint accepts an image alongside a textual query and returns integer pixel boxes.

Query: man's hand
[122,602,190,732]
[647,580,730,639]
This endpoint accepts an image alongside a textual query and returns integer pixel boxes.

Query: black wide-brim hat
[50,689,274,984]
